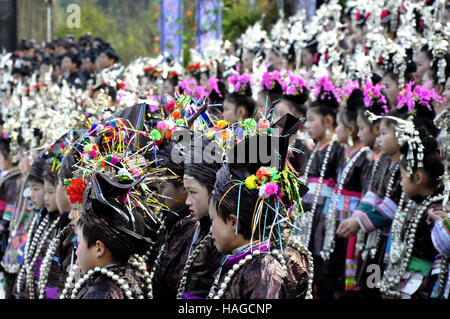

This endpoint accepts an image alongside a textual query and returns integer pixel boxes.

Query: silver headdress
[365,110,423,178]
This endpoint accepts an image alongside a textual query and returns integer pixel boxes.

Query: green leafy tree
[222,0,278,43]
[54,0,158,64]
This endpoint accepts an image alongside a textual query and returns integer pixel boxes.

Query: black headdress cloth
[81,172,153,256]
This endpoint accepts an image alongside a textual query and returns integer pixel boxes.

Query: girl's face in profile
[379,120,400,157]
[183,175,210,221]
[208,198,236,254]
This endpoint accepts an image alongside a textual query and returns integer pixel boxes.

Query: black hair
[400,131,444,190]
[42,159,58,185]
[92,83,117,102]
[371,73,383,85]
[0,137,11,160]
[58,151,76,183]
[63,51,81,68]
[78,34,92,44]
[287,43,296,66]
[302,39,319,66]
[356,82,391,121]
[211,131,302,241]
[226,88,256,118]
[412,109,438,138]
[56,39,71,50]
[77,201,148,264]
[192,69,210,83]
[428,53,450,85]
[208,80,227,107]
[183,136,222,193]
[277,98,307,118]
[11,65,31,77]
[396,96,438,138]
[28,157,47,184]
[93,36,108,46]
[213,164,275,240]
[413,9,426,35]
[276,85,309,118]
[102,47,119,63]
[340,90,363,139]
[309,94,340,128]
[46,41,56,50]
[41,56,56,67]
[380,108,409,130]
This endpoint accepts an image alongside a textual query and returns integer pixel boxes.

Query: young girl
[421,54,450,120]
[149,140,191,298]
[173,136,222,299]
[208,135,312,299]
[0,142,31,299]
[12,157,46,299]
[336,108,406,298]
[257,70,285,121]
[380,126,445,299]
[61,173,152,299]
[144,97,202,297]
[300,39,319,75]
[380,71,400,109]
[36,144,78,299]
[319,89,371,298]
[1,155,43,299]
[294,75,345,297]
[412,45,433,85]
[15,159,62,299]
[275,73,311,174]
[222,72,256,122]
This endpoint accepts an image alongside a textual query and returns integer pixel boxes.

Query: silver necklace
[435,255,449,298]
[356,155,381,253]
[207,249,287,299]
[176,232,212,298]
[298,136,337,247]
[26,216,60,299]
[321,147,369,260]
[37,224,72,298]
[361,162,399,261]
[380,193,444,298]
[60,254,153,299]
[16,214,50,295]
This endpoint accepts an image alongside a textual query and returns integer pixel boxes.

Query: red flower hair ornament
[65,177,87,204]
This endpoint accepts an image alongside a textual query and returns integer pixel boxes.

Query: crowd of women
[0,0,449,299]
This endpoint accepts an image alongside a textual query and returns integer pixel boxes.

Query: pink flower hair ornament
[229,72,252,95]
[261,70,286,91]
[282,74,311,96]
[314,75,342,103]
[207,77,223,98]
[339,80,360,102]
[361,76,389,115]
[397,81,444,115]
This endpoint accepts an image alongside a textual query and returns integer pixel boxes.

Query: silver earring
[347,135,354,147]
[325,128,331,139]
